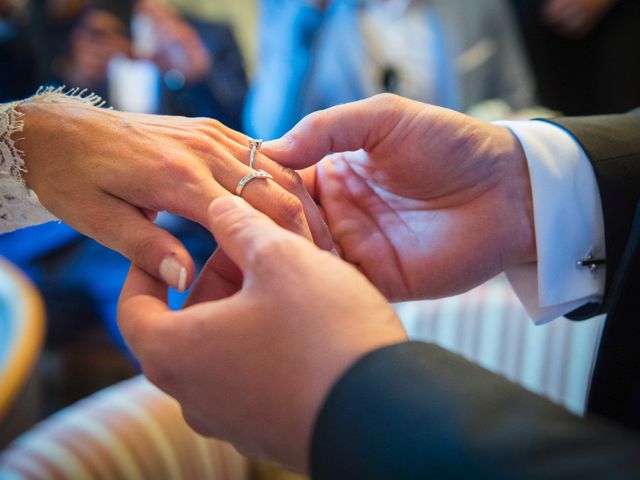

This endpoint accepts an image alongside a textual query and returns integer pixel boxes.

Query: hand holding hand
[263,94,535,301]
[118,196,406,472]
[18,95,331,290]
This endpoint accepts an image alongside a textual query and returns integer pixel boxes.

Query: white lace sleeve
[0,86,106,234]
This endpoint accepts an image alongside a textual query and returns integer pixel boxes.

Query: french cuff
[496,120,605,324]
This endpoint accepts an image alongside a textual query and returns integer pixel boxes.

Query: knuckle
[193,118,225,142]
[201,117,223,130]
[220,209,257,239]
[130,233,161,267]
[273,191,305,231]
[301,109,328,133]
[276,166,304,193]
[167,156,199,180]
[251,235,297,267]
[151,151,195,181]
[187,135,216,156]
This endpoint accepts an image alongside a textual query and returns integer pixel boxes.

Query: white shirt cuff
[496,120,606,324]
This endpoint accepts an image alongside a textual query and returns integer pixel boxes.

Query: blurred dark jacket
[512,0,640,115]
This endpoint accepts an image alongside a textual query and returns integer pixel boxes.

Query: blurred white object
[132,13,158,58]
[107,55,160,113]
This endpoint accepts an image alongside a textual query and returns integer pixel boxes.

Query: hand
[18,96,332,290]
[541,0,618,37]
[118,196,407,472]
[263,94,536,301]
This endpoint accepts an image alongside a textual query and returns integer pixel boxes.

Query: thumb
[207,196,295,273]
[261,94,402,169]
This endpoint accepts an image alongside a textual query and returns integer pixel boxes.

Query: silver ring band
[249,139,263,170]
[235,169,273,196]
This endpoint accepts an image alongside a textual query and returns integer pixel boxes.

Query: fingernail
[160,256,188,292]
[209,196,248,217]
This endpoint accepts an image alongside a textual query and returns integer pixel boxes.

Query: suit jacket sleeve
[545,111,640,316]
[311,342,640,479]
[546,114,640,427]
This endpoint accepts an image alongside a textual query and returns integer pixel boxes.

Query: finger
[207,196,296,273]
[251,156,334,251]
[146,173,230,231]
[261,94,404,169]
[208,156,314,241]
[297,166,317,197]
[184,249,242,307]
[153,119,328,246]
[228,135,333,250]
[85,194,195,292]
[117,263,171,353]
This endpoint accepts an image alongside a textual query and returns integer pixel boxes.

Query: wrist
[14,87,107,191]
[490,124,537,267]
[14,99,54,191]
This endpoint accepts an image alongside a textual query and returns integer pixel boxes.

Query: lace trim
[0,86,107,233]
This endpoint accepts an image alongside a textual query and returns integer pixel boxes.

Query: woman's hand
[263,94,536,301]
[17,96,331,290]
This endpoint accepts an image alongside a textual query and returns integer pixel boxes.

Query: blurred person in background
[59,0,247,126]
[60,0,132,96]
[511,0,640,115]
[245,0,535,139]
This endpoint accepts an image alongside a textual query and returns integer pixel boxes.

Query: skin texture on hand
[263,94,536,301]
[541,0,618,37]
[17,97,332,291]
[118,196,407,472]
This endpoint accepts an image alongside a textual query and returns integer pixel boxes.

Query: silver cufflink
[576,250,605,275]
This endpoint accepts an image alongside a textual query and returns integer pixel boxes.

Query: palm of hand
[313,110,532,301]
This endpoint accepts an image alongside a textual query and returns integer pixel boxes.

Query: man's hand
[263,94,536,301]
[118,196,406,472]
[18,97,331,291]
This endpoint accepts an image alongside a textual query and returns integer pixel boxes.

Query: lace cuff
[0,86,106,234]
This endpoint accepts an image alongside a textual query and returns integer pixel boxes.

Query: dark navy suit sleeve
[545,112,640,428]
[311,342,640,480]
